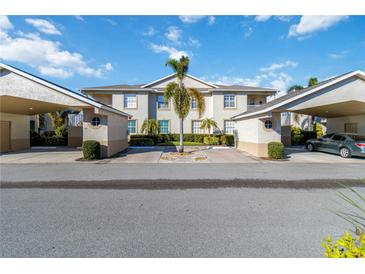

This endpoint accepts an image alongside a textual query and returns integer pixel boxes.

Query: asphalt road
[0,186,356,257]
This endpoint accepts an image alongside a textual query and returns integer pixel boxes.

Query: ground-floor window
[159,120,169,134]
[344,123,357,133]
[192,120,202,134]
[224,120,235,134]
[128,120,137,134]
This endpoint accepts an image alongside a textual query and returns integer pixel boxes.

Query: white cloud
[165,26,182,43]
[255,15,271,22]
[270,72,293,91]
[0,17,112,79]
[143,26,157,37]
[244,27,253,38]
[208,16,216,25]
[179,16,206,23]
[260,60,298,72]
[288,16,348,38]
[0,15,13,31]
[74,16,85,22]
[329,50,349,59]
[179,15,215,25]
[189,37,201,48]
[104,18,118,26]
[25,18,61,35]
[150,43,188,59]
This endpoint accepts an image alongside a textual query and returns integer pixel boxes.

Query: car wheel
[307,143,315,152]
[340,147,351,158]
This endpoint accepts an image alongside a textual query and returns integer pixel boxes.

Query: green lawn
[156,141,205,146]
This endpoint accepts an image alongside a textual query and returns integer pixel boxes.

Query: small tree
[313,122,324,138]
[141,118,159,135]
[308,77,318,87]
[200,118,217,135]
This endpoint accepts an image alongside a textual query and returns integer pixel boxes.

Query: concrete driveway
[285,146,365,163]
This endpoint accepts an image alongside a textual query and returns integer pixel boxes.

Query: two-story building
[81,74,277,135]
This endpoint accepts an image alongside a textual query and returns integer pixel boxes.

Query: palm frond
[188,88,205,116]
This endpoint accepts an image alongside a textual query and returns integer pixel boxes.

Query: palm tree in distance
[164,56,205,152]
[308,77,318,87]
[200,118,218,135]
[141,118,159,135]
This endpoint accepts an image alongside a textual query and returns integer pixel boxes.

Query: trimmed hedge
[130,134,234,146]
[82,140,100,160]
[203,136,220,145]
[268,141,284,159]
[130,138,154,146]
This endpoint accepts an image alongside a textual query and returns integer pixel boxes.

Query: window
[128,120,137,134]
[192,120,202,134]
[159,120,169,134]
[264,120,272,129]
[344,123,357,133]
[157,95,169,109]
[224,120,235,134]
[191,99,197,109]
[91,117,101,127]
[124,94,137,109]
[332,135,346,141]
[322,133,334,139]
[224,95,236,108]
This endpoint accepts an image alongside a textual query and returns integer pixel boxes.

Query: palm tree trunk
[179,118,184,153]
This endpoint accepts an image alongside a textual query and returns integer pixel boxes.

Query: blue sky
[1,15,364,94]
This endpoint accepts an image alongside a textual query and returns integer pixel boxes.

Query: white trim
[232,70,365,120]
[141,73,218,88]
[0,63,131,117]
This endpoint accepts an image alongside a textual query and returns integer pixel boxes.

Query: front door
[0,120,11,153]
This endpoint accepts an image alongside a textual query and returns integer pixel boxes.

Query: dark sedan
[306,133,365,158]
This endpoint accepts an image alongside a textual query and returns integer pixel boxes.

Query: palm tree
[141,118,159,135]
[308,77,318,87]
[164,56,205,152]
[200,118,217,135]
[287,85,304,93]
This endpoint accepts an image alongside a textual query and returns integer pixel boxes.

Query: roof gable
[142,73,218,89]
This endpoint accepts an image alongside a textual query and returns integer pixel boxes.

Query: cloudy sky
[1,15,364,93]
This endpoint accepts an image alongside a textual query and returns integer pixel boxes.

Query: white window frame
[224,120,235,134]
[124,94,137,109]
[191,99,197,109]
[159,120,169,134]
[192,120,202,134]
[224,94,236,109]
[128,119,137,134]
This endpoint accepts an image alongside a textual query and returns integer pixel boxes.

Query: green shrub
[220,135,234,146]
[291,126,304,145]
[82,140,100,160]
[323,232,365,258]
[203,136,220,145]
[55,124,68,137]
[44,135,67,146]
[268,141,284,159]
[130,138,154,146]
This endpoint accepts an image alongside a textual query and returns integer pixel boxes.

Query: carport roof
[0,63,131,117]
[232,70,365,120]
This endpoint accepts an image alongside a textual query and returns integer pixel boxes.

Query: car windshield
[347,134,365,141]
[322,134,334,139]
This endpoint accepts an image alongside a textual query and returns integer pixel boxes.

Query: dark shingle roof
[231,71,359,119]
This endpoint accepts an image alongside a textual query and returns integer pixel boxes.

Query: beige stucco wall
[91,94,112,106]
[286,77,365,111]
[235,112,281,157]
[82,108,128,157]
[212,91,248,131]
[0,70,89,107]
[0,112,30,151]
[327,114,365,134]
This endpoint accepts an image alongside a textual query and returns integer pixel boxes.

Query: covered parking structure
[0,63,130,157]
[232,70,365,157]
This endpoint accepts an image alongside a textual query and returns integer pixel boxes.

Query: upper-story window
[157,95,169,109]
[124,94,137,109]
[191,99,197,109]
[224,95,236,109]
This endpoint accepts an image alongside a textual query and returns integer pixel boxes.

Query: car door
[327,134,345,154]
[316,134,333,152]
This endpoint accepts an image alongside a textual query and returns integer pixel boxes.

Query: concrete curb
[1,179,364,189]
